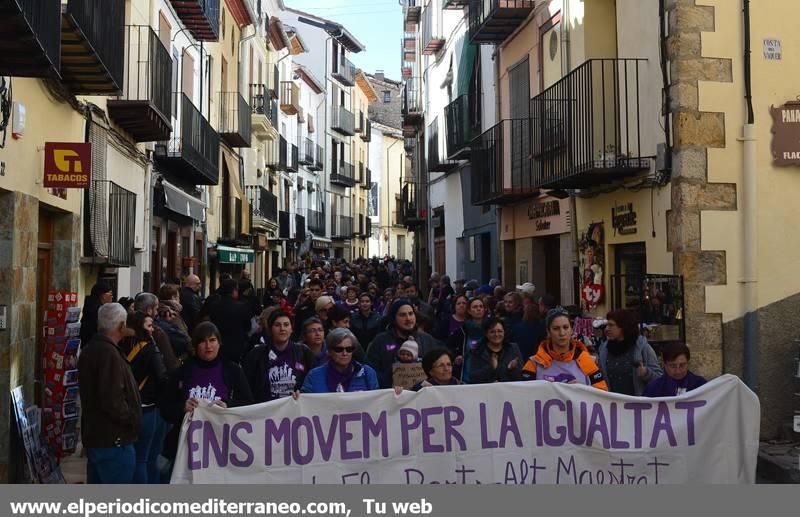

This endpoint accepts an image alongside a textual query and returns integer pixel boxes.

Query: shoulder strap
[126,340,148,363]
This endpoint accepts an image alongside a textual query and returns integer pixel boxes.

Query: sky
[285,0,403,80]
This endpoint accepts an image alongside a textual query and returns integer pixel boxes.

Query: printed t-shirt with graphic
[267,346,304,399]
[184,360,229,402]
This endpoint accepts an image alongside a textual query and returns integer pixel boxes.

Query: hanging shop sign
[580,223,605,311]
[611,203,638,235]
[43,142,91,188]
[527,199,560,232]
[769,101,800,166]
[217,245,254,264]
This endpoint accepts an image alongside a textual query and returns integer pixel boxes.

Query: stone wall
[665,0,736,378]
[367,75,403,130]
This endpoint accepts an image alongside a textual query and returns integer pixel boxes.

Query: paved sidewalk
[757,441,800,483]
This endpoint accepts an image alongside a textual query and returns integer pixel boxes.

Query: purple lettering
[479,402,498,449]
[265,417,292,466]
[312,415,339,461]
[202,422,229,468]
[649,402,677,448]
[566,400,588,445]
[229,422,254,467]
[362,411,389,459]
[339,412,362,460]
[623,402,652,449]
[420,407,444,453]
[442,406,467,451]
[400,408,421,455]
[534,400,543,447]
[542,399,566,446]
[586,403,611,448]
[609,403,630,449]
[499,401,522,448]
[187,420,203,470]
[675,400,706,446]
[291,417,314,465]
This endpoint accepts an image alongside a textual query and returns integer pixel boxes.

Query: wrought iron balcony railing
[470,118,535,206]
[169,0,219,41]
[445,93,480,160]
[332,55,356,87]
[85,180,136,267]
[156,93,219,185]
[307,209,325,235]
[467,0,535,45]
[332,105,356,136]
[300,137,315,166]
[249,83,278,139]
[427,117,458,173]
[219,91,251,148]
[331,159,356,187]
[245,185,278,227]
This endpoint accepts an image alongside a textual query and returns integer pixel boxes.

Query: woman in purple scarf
[643,342,707,397]
[300,328,379,393]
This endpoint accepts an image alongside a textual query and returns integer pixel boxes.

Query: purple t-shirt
[267,345,303,399]
[448,317,464,337]
[184,359,229,402]
[642,371,707,397]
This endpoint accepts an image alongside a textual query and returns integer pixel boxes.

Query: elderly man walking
[180,274,203,332]
[78,303,142,484]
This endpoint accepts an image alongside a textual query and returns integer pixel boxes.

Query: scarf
[607,336,636,356]
[325,363,356,392]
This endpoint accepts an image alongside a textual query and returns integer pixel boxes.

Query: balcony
[421,0,445,54]
[445,93,480,160]
[401,181,424,228]
[84,180,136,267]
[276,135,288,170]
[310,144,324,171]
[331,159,355,187]
[286,142,299,172]
[155,93,219,185]
[307,208,325,235]
[331,105,355,136]
[249,83,278,140]
[278,210,290,239]
[529,58,651,189]
[0,0,61,77]
[267,63,279,98]
[403,0,421,24]
[265,135,287,171]
[108,26,172,142]
[470,118,536,205]
[279,81,300,115]
[332,215,353,240]
[403,31,416,55]
[428,117,459,173]
[169,0,219,42]
[361,117,372,142]
[468,0,535,45]
[331,55,356,87]
[60,0,125,94]
[219,91,251,148]
[300,137,315,166]
[245,185,278,230]
[361,167,372,190]
[295,214,306,242]
[357,161,365,185]
[402,77,422,136]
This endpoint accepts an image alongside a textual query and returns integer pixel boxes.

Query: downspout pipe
[740,0,758,392]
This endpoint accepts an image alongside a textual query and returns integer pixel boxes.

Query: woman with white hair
[300,328,379,393]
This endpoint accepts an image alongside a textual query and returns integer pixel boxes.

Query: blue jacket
[301,361,379,393]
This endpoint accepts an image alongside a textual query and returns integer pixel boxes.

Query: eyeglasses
[332,346,355,354]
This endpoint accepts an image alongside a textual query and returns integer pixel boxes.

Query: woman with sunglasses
[300,328,379,393]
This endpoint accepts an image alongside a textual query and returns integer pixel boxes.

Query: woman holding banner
[520,308,609,390]
[469,318,523,384]
[300,328,379,393]
[242,310,315,402]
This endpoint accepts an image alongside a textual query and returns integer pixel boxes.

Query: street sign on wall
[769,101,800,166]
[43,142,91,188]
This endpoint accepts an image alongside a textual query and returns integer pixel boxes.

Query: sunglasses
[332,346,355,354]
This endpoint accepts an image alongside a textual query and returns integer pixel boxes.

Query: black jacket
[79,297,102,346]
[179,287,202,333]
[241,342,315,403]
[350,311,383,350]
[366,329,437,388]
[119,337,167,406]
[470,342,523,384]
[158,357,252,461]
[202,295,252,363]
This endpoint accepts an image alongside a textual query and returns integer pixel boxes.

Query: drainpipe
[740,0,758,392]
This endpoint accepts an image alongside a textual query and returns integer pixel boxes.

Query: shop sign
[769,101,800,166]
[611,203,637,235]
[763,38,782,60]
[218,245,254,264]
[527,199,560,232]
[43,142,91,188]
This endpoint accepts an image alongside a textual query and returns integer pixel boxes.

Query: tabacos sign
[43,142,91,188]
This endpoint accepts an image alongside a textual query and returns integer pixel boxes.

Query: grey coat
[598,336,663,396]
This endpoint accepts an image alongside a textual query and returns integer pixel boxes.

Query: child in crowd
[397,339,419,363]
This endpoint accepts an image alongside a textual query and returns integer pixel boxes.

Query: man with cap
[516,282,537,306]
[366,299,437,388]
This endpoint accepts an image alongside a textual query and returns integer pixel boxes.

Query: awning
[163,180,205,221]
[457,40,478,97]
[312,238,332,250]
[217,245,254,264]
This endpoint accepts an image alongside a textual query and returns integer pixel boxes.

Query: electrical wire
[0,77,11,148]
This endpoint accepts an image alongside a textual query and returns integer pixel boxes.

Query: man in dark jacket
[78,303,141,484]
[180,274,203,333]
[203,278,252,363]
[351,293,383,349]
[293,278,324,338]
[366,299,437,388]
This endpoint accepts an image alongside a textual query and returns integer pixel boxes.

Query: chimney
[375,70,385,81]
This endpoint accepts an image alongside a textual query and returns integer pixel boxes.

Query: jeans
[87,445,135,484]
[134,407,168,484]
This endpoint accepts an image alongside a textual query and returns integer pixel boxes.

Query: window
[383,90,391,103]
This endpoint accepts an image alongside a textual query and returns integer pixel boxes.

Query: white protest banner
[171,375,759,484]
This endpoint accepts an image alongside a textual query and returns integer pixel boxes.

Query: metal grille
[89,123,108,257]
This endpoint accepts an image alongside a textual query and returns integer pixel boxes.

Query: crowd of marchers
[77,256,707,484]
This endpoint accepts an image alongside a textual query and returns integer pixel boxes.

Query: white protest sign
[171,375,759,484]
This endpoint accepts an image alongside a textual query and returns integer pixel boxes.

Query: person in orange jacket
[521,307,608,391]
